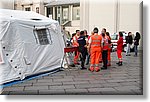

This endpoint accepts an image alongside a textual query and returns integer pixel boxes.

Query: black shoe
[116,62,120,65]
[86,63,89,65]
[126,54,131,56]
[101,67,107,70]
[80,67,87,70]
[118,62,123,66]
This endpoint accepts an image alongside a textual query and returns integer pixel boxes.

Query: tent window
[34,28,52,45]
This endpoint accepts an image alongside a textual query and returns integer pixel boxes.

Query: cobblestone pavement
[1,51,143,95]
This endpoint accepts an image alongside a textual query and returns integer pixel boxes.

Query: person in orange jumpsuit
[73,30,80,65]
[88,27,102,72]
[116,32,123,66]
[106,32,112,66]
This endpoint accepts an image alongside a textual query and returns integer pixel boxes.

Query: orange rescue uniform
[73,35,79,64]
[107,37,112,65]
[117,37,123,60]
[89,34,102,71]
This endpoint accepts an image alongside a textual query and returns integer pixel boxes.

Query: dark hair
[76,30,80,33]
[106,32,111,40]
[93,27,99,33]
[106,32,110,36]
[119,32,123,37]
[103,28,106,32]
[72,33,76,38]
[128,32,131,36]
[80,31,85,35]
[102,33,105,37]
[135,32,141,39]
[128,32,131,34]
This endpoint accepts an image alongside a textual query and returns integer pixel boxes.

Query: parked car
[111,31,134,52]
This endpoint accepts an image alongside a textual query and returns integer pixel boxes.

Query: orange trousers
[74,51,79,64]
[90,48,101,67]
[117,49,122,59]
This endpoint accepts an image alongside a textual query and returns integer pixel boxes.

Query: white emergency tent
[0,9,65,84]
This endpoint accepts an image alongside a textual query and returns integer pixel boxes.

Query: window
[73,6,80,20]
[36,7,39,13]
[25,7,31,11]
[62,8,69,23]
[33,28,53,45]
[111,34,118,40]
[47,7,53,18]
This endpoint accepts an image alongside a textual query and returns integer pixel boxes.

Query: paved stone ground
[1,51,143,95]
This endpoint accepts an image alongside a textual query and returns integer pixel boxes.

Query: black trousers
[80,50,87,68]
[102,50,108,68]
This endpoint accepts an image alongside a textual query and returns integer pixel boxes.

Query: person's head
[84,30,88,35]
[106,32,110,37]
[76,30,80,36]
[72,33,76,38]
[102,33,105,38]
[93,27,99,33]
[136,32,140,39]
[102,28,106,34]
[128,32,132,36]
[80,31,85,36]
[119,32,123,37]
[136,32,140,36]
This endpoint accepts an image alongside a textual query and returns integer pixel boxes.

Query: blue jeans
[134,45,138,56]
[86,54,90,65]
[126,43,131,55]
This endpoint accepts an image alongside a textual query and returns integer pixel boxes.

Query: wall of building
[0,0,14,9]
[88,0,116,34]
[14,0,45,15]
[80,0,142,35]
[119,0,141,34]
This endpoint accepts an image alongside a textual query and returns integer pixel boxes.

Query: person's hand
[84,45,87,48]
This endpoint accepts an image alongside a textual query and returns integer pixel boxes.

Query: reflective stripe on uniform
[92,39,101,42]
[91,44,100,46]
[95,64,99,67]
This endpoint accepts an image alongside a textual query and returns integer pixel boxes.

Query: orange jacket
[117,37,123,51]
[90,34,102,49]
[73,35,79,47]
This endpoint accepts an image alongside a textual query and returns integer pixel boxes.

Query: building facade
[0,0,14,9]
[45,0,80,34]
[14,0,46,15]
[80,0,142,48]
[80,0,142,35]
